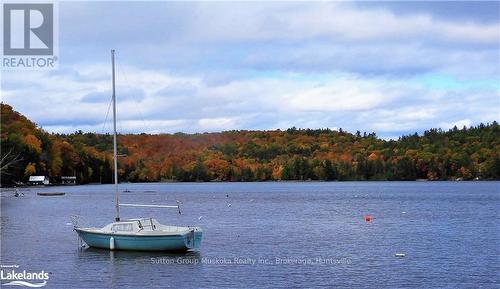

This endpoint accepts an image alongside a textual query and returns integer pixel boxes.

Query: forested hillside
[1,104,113,185]
[1,103,499,185]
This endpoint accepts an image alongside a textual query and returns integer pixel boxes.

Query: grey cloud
[354,1,500,25]
[81,91,109,103]
[2,2,497,137]
[156,82,197,97]
[54,2,499,79]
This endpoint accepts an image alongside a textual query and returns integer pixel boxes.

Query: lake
[1,182,499,288]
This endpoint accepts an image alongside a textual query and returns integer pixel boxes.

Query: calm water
[1,182,499,288]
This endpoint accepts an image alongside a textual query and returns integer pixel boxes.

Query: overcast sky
[2,1,499,139]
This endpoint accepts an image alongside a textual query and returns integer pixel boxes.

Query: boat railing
[70,215,80,228]
[137,218,156,231]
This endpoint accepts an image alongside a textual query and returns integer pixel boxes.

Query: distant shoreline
[3,179,498,189]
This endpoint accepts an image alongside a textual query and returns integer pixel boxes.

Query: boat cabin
[97,218,189,235]
[101,218,162,234]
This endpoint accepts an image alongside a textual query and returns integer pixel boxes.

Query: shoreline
[1,179,497,189]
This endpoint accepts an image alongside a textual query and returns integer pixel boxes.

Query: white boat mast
[109,50,180,219]
[112,49,120,221]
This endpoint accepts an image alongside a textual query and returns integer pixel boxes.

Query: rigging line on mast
[115,52,150,134]
[101,94,113,134]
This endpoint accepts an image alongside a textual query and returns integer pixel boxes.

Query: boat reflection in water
[78,246,202,264]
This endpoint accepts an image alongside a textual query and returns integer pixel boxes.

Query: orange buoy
[364,215,372,222]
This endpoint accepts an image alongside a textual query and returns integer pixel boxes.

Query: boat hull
[75,229,202,251]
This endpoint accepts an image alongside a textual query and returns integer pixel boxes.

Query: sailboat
[74,50,202,251]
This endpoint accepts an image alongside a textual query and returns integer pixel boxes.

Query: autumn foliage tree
[1,104,112,185]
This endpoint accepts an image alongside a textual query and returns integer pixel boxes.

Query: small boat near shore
[37,192,65,196]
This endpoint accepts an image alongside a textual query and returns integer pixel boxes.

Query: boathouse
[28,176,49,185]
[61,176,77,185]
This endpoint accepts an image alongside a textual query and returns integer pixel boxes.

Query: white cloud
[438,119,472,130]
[3,63,496,138]
[198,117,237,131]
[287,77,400,112]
